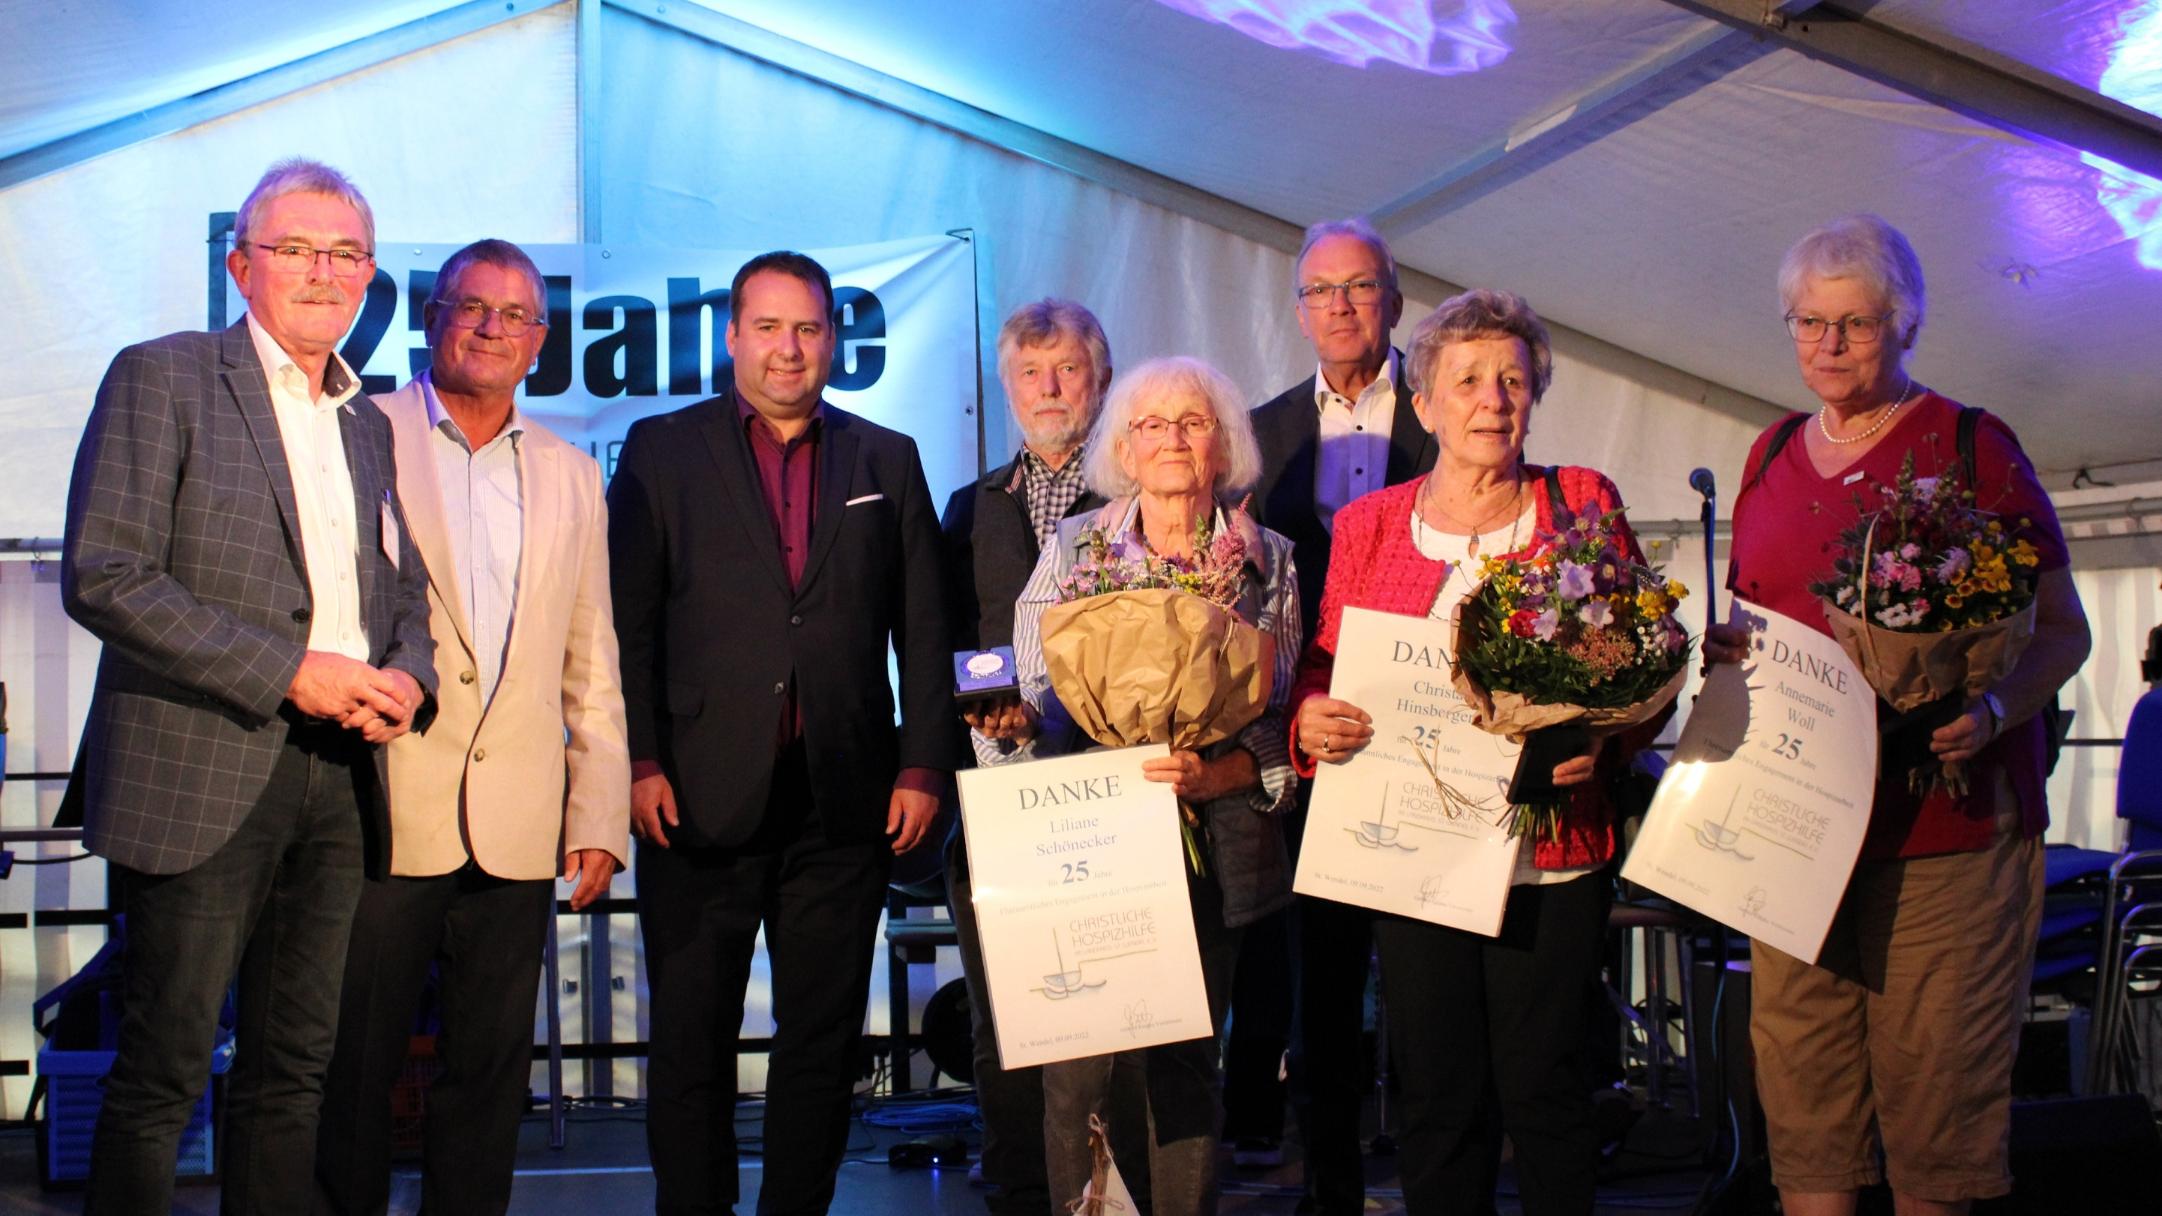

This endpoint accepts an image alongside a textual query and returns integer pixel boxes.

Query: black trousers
[1290,892,1374,1212]
[1284,782,1376,1215]
[87,725,368,1216]
[638,746,892,1216]
[312,862,552,1216]
[1221,901,1293,1143]
[1372,871,1613,1216]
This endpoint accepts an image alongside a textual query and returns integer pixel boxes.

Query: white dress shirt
[1313,349,1399,533]
[246,314,367,662]
[422,375,525,708]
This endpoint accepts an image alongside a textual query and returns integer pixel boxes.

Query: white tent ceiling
[2,0,2158,482]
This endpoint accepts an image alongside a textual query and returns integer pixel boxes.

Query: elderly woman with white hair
[1703,214,2090,1215]
[975,355,1301,1215]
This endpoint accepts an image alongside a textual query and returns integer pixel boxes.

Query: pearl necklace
[1817,378,1916,445]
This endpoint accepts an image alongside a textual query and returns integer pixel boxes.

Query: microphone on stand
[1689,468,1717,634]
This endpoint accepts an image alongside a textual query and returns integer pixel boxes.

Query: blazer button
[773,682,786,695]
[473,748,487,762]
[291,607,311,624]
[459,671,477,685]
[790,614,803,626]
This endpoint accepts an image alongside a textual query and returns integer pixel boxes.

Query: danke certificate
[959,743,1212,1067]
[1296,607,1524,937]
[1622,602,1877,962]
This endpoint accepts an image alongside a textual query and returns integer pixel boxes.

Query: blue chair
[2120,687,2162,852]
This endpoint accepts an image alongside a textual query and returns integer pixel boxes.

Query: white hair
[1777,213,1927,349]
[234,157,375,252]
[1081,356,1262,501]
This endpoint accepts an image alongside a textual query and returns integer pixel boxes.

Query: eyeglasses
[1129,415,1218,442]
[251,243,375,277]
[1784,313,1892,344]
[1296,278,1386,310]
[441,300,546,337]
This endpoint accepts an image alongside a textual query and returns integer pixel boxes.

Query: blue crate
[39,1035,234,1186]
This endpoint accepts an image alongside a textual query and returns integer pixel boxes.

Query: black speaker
[1973,1093,2162,1216]
[920,978,974,1085]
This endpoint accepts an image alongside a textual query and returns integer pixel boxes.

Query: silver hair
[1081,356,1263,501]
[1295,216,1398,294]
[1777,213,1926,349]
[996,298,1113,398]
[233,157,376,252]
[426,238,550,330]
[1405,289,1555,402]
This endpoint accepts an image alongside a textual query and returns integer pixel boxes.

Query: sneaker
[1231,1137,1284,1168]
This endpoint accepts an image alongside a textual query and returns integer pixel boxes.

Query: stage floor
[0,1091,1718,1213]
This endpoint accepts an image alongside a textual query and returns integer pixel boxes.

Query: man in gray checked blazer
[61,159,436,1215]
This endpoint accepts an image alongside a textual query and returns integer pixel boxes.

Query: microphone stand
[1700,487,1717,635]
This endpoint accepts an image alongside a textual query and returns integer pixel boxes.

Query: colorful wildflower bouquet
[1808,454,2041,794]
[1449,507,1694,840]
[1041,501,1273,872]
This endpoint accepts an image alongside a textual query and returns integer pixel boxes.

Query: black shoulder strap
[1745,413,1810,493]
[1948,403,2062,767]
[1540,466,1566,518]
[1956,405,1982,487]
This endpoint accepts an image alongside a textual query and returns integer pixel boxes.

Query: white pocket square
[845,493,886,506]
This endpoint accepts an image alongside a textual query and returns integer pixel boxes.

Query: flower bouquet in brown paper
[1809,455,2041,794]
[1448,506,1693,842]
[1040,503,1274,873]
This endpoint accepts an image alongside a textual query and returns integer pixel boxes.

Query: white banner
[1621,603,1877,962]
[957,744,1212,1068]
[219,233,981,506]
[1295,607,1523,936]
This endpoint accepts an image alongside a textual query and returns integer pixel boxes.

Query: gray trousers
[1042,874,1242,1216]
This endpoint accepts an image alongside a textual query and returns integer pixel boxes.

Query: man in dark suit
[1245,218,1435,1215]
[608,250,960,1216]
[61,158,436,1215]
[939,298,1110,1215]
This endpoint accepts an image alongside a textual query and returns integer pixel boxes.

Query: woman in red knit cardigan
[1287,289,1656,1216]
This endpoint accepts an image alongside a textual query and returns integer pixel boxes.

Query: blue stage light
[2084,1,2162,269]
[1152,0,1515,75]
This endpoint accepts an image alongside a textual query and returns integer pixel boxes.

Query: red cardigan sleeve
[1285,489,1396,778]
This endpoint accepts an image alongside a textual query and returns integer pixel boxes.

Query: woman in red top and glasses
[1704,213,2090,1216]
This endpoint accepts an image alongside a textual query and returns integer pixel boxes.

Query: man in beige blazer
[312,239,630,1216]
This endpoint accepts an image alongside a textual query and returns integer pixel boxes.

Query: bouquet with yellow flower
[1808,452,2044,793]
[1448,506,1694,841]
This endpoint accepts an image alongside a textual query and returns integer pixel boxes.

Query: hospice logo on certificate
[1621,603,1876,962]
